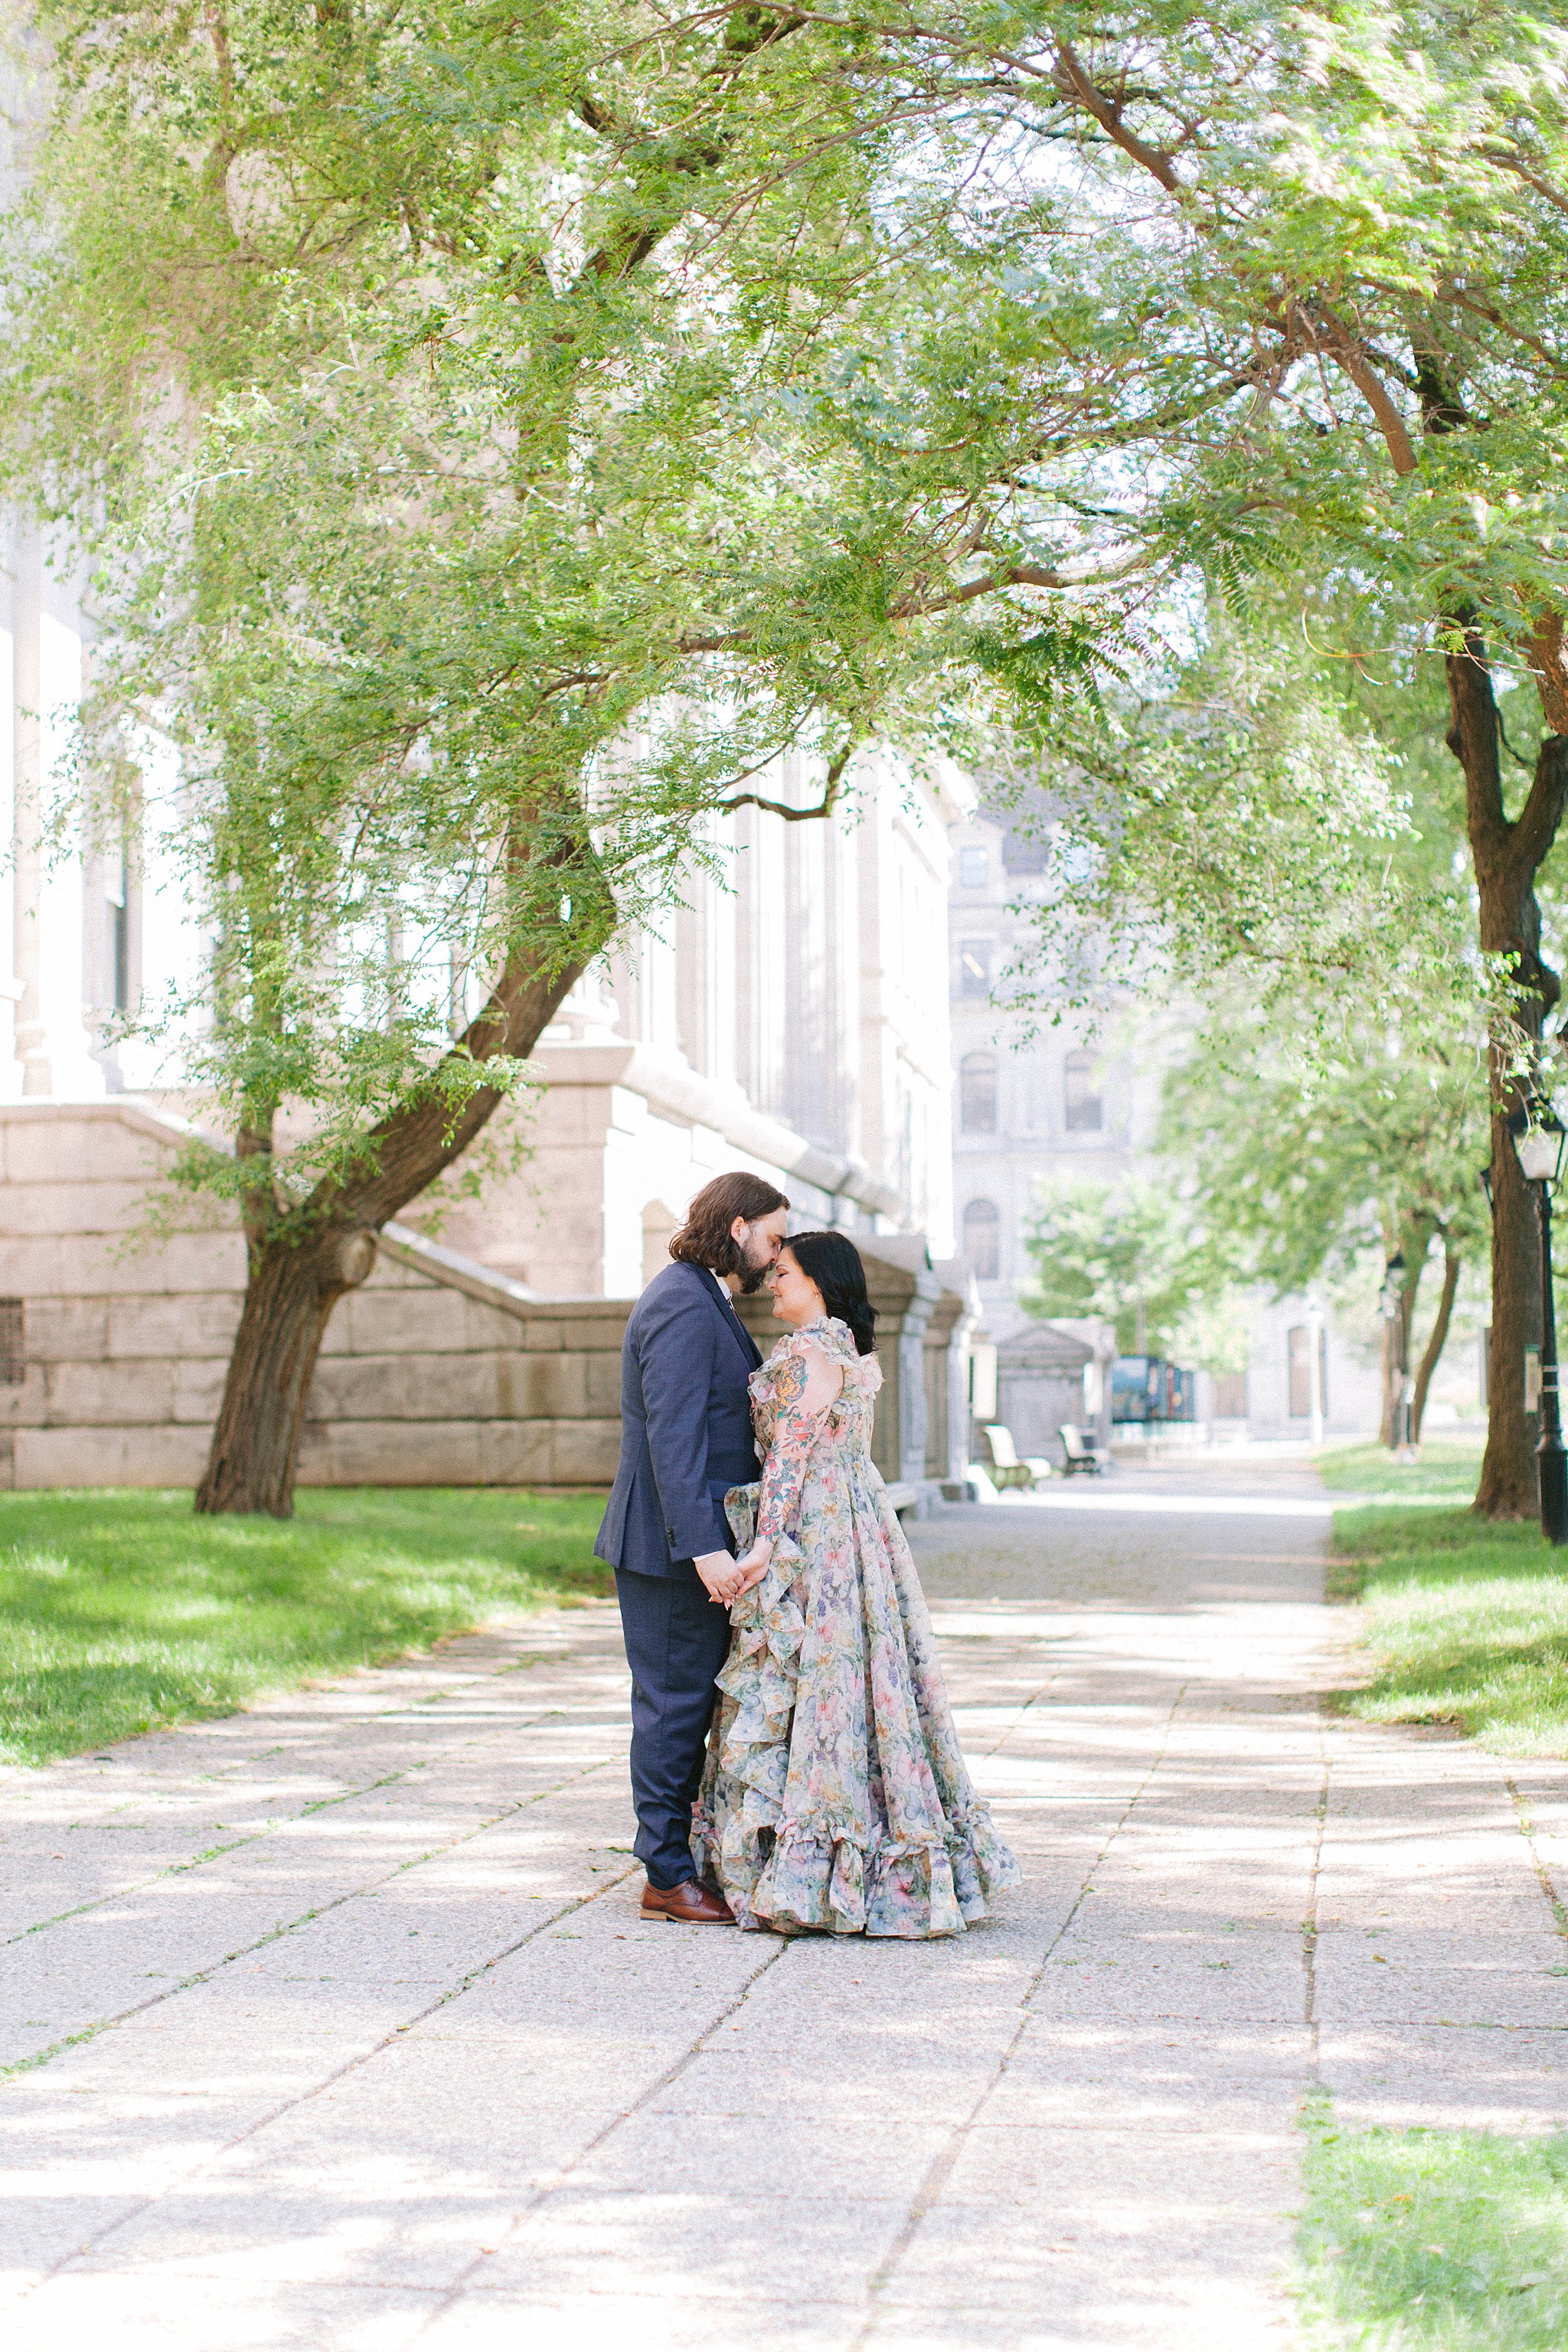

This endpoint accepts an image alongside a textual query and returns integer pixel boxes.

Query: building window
[959,846,988,890]
[959,1052,998,1134]
[959,939,992,998]
[1287,1325,1328,1419]
[962,1198,1001,1280]
[1063,1050,1102,1132]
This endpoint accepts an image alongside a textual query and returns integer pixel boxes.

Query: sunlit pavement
[2,1462,1566,2350]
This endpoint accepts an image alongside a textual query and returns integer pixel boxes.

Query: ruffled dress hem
[692,1490,1022,1939]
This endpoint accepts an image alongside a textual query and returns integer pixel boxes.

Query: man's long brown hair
[668,1171,790,1276]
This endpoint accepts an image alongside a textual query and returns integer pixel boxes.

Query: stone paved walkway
[3,1462,1567,2350]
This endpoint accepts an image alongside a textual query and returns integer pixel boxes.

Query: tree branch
[1510,724,1568,880]
[715,738,854,819]
[1051,38,1181,191]
[1475,142,1568,220]
[1410,1241,1462,1443]
[1306,304,1419,475]
[1528,611,1568,738]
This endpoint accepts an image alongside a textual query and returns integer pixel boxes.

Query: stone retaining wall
[0,1099,974,1496]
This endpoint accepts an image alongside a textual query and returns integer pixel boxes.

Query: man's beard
[736,1254,772,1295]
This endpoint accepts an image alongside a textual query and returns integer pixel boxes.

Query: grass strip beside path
[1320,1442,1568,1758]
[0,1487,610,1768]
[1298,2102,1568,2350]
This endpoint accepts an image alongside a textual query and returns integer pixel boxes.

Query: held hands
[694,1543,772,1607]
[730,1539,771,1596]
[694,1550,745,1606]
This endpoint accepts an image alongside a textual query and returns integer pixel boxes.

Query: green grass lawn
[1316,1439,1491,1504]
[1298,2102,1568,2350]
[0,1487,611,1767]
[1317,1441,1568,1757]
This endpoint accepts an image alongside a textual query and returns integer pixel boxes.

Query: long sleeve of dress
[754,1340,843,1550]
[755,1408,815,1550]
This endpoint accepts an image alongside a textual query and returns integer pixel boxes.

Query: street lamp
[1508,1101,1568,1547]
[1379,1250,1412,1454]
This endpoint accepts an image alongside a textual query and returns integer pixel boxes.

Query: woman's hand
[730,1540,772,1596]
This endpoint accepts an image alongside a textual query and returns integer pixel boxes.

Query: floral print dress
[693,1317,1021,1938]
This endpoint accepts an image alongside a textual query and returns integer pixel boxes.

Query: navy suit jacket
[594,1260,764,1577]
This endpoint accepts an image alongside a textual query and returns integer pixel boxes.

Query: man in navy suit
[595,1171,789,1923]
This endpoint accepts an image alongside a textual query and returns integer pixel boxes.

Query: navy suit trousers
[615,1564,733,1888]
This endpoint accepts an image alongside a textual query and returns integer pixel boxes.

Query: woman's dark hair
[785,1230,877,1356]
[669,1171,790,1277]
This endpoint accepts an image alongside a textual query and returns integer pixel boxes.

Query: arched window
[962,1198,1001,1281]
[1063,1048,1102,1132]
[959,1052,998,1134]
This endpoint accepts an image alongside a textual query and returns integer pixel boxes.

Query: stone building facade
[422,753,967,1295]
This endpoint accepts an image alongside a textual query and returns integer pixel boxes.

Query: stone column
[928,1259,982,1485]
[11,519,47,1093]
[857,1240,939,1487]
[8,525,102,1099]
[0,524,21,1095]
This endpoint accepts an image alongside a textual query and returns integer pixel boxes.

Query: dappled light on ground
[0,1459,1563,2347]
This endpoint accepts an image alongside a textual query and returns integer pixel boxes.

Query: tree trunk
[1410,1243,1461,1446]
[195,1226,377,1515]
[1446,632,1568,1517]
[1477,1070,1544,1515]
[195,946,586,1516]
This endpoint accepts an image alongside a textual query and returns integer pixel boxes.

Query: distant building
[947,807,1154,1336]
[946,804,1380,1444]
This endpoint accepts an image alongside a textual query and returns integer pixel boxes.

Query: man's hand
[694,1550,741,1605]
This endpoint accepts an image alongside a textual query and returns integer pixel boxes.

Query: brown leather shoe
[641,1878,735,1925]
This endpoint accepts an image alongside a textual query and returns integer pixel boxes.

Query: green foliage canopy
[0,0,1142,1230]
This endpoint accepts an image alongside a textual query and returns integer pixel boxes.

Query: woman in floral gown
[693,1231,1020,1939]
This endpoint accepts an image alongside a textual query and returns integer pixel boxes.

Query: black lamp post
[1379,1250,1411,1453]
[1508,1102,1568,1547]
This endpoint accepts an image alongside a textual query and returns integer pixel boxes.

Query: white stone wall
[0,1097,972,1496]
[1243,1293,1383,1441]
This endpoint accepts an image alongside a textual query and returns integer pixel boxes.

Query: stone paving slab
[3,1462,1567,2349]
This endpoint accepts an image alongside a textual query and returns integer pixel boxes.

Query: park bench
[1059,1423,1109,1477]
[980,1424,1054,1491]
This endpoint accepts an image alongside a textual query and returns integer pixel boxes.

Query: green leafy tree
[782,0,1568,1517]
[15,0,1568,1528]
[1021,1179,1203,1360]
[1162,1003,1490,1445]
[1,0,1129,1513]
